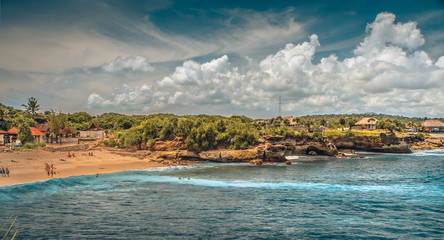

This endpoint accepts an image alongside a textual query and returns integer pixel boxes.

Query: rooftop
[422,120,444,128]
[355,117,377,125]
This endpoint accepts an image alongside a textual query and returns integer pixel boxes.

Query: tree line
[0,98,438,149]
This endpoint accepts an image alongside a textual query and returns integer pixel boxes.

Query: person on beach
[5,167,9,177]
[45,163,50,177]
[50,164,55,178]
[1,167,4,177]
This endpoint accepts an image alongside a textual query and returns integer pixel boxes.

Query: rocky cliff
[328,135,417,153]
[128,135,420,163]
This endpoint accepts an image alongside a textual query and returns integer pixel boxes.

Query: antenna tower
[278,95,281,116]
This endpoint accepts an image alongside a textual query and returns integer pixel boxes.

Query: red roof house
[30,127,44,136]
[8,127,18,135]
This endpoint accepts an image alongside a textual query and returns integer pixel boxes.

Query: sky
[0,0,444,118]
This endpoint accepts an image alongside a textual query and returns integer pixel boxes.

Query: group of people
[67,151,75,158]
[44,163,56,178]
[1,167,10,177]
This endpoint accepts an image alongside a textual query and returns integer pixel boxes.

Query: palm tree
[22,97,40,120]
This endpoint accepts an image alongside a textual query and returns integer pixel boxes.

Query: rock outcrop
[411,137,444,150]
[256,136,339,161]
[121,134,423,163]
[198,149,259,162]
[148,137,189,151]
[328,135,417,153]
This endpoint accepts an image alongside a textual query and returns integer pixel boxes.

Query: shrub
[416,133,426,141]
[346,130,355,136]
[298,130,309,137]
[104,139,118,147]
[311,131,324,140]
[14,141,46,151]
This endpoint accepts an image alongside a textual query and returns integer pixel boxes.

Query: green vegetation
[324,130,382,138]
[265,126,296,137]
[117,114,259,150]
[21,96,40,121]
[0,100,440,151]
[14,142,46,151]
[1,214,20,240]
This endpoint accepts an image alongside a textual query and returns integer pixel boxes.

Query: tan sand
[0,147,167,186]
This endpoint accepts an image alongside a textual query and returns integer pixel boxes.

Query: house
[355,117,377,130]
[0,129,8,145]
[80,123,105,139]
[422,120,444,132]
[6,126,45,145]
[30,127,45,143]
[36,123,50,135]
[60,128,76,136]
[7,127,18,143]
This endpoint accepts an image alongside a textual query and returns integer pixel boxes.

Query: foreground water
[1,151,443,239]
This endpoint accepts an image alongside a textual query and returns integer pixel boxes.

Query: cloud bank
[88,12,444,116]
[102,56,154,73]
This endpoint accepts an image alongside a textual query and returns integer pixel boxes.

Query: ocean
[1,150,443,239]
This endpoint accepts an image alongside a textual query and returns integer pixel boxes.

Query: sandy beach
[0,146,169,186]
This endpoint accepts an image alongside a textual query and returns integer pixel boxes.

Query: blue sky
[0,0,443,118]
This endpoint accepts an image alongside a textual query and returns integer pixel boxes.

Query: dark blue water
[1,150,443,239]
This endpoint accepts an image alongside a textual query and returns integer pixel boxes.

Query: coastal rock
[153,150,200,161]
[260,136,338,159]
[250,159,264,165]
[149,137,189,151]
[198,149,260,162]
[328,135,416,153]
[411,137,444,150]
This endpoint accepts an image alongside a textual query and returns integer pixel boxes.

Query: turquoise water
[1,150,443,239]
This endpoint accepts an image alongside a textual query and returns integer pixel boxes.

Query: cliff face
[259,136,338,161]
[135,135,418,163]
[411,137,444,150]
[328,135,417,153]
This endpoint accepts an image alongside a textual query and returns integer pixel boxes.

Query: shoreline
[2,143,442,187]
[0,147,172,187]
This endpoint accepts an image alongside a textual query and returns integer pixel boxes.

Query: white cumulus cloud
[102,56,154,73]
[88,12,444,117]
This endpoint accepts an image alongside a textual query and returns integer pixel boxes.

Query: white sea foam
[412,149,444,156]
[285,155,300,160]
[134,176,443,197]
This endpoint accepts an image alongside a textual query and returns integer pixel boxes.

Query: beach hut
[422,120,444,132]
[355,118,377,130]
[80,123,105,139]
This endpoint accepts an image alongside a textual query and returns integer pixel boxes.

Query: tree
[346,117,357,131]
[47,110,67,142]
[18,122,34,144]
[22,97,40,120]
[283,118,290,126]
[320,119,327,127]
[339,118,346,131]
